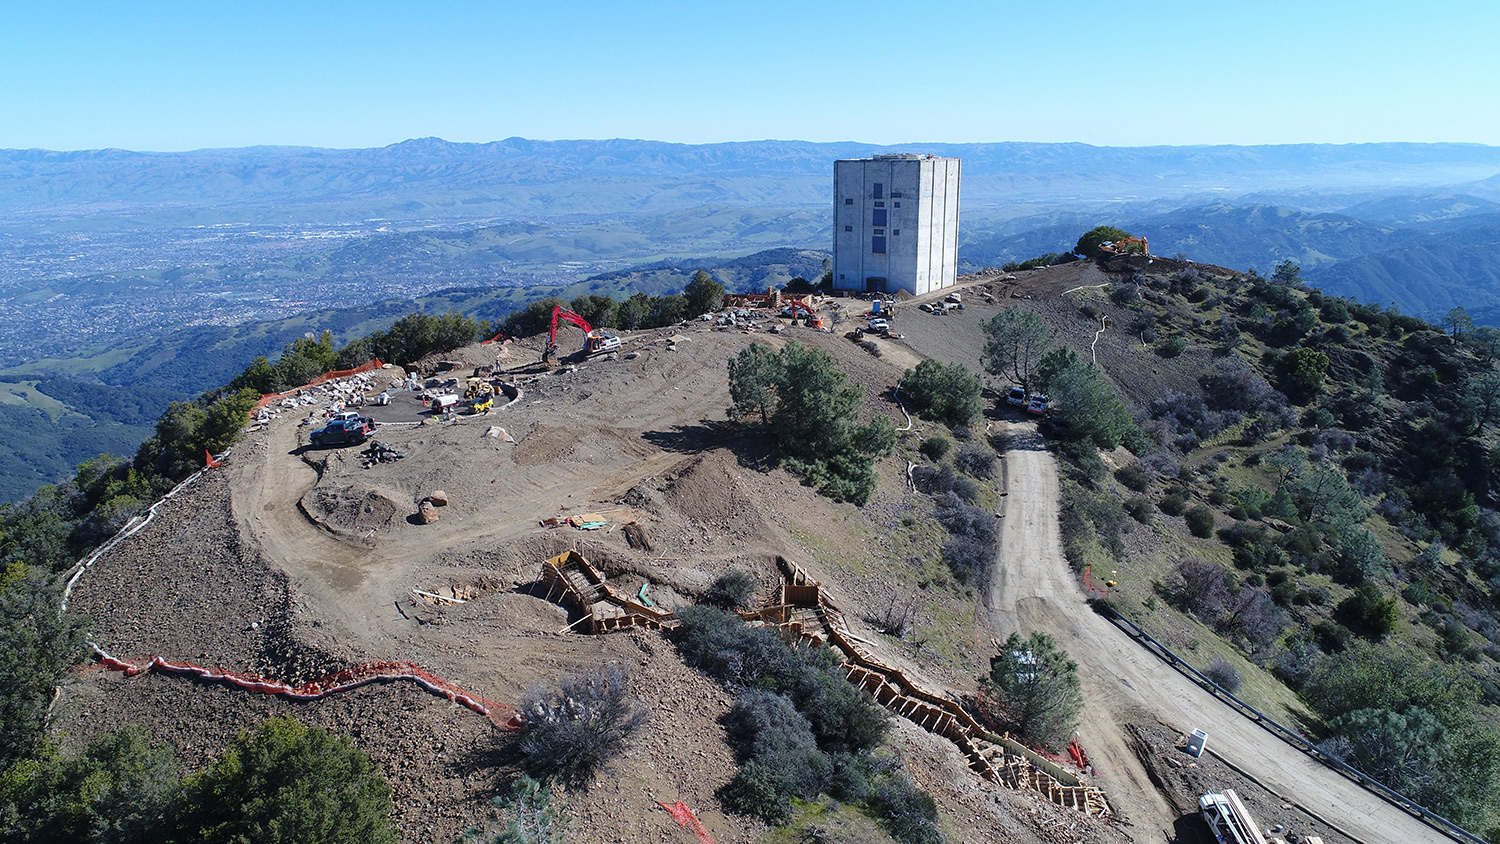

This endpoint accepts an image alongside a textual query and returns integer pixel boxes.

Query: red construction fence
[254,358,386,410]
[96,652,522,730]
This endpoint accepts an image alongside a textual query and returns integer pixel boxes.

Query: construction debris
[360,441,407,468]
[623,521,652,551]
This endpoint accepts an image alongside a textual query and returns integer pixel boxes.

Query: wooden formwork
[536,551,1111,819]
[763,560,1114,819]
[538,549,678,634]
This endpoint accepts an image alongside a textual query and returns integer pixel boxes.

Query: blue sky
[2,0,1496,151]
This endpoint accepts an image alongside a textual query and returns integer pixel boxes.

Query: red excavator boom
[543,306,594,363]
[549,306,593,345]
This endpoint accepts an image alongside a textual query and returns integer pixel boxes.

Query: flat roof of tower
[835,154,959,162]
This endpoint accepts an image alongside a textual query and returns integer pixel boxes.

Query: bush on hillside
[1203,657,1243,693]
[519,666,650,788]
[702,570,757,610]
[174,716,398,844]
[918,435,950,461]
[953,443,997,479]
[1185,504,1216,538]
[912,464,978,503]
[1114,464,1149,492]
[899,359,983,427]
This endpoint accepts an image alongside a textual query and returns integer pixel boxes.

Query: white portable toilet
[1186,729,1209,758]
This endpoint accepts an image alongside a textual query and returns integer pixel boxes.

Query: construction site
[51,261,1443,844]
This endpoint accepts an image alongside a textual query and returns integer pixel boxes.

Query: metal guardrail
[1097,603,1486,844]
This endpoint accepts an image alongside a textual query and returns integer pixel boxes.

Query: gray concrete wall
[834,156,960,296]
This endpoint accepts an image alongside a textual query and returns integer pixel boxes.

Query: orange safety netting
[657,801,717,844]
[1081,564,1108,598]
[254,358,385,409]
[96,653,522,730]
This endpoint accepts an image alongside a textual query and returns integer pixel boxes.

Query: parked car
[310,417,374,447]
[867,318,890,333]
[1025,393,1050,415]
[1005,386,1028,407]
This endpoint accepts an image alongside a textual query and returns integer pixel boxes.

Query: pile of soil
[300,483,405,541]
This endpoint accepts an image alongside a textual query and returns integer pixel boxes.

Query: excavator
[1099,236,1149,256]
[782,298,825,329]
[542,305,621,364]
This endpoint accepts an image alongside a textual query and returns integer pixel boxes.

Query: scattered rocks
[361,440,407,467]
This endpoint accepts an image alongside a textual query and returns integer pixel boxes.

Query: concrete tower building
[832,154,960,296]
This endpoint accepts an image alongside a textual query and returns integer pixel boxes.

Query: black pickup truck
[309,416,375,447]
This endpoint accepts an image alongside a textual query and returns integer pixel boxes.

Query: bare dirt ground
[57,314,1124,844]
[54,264,1434,843]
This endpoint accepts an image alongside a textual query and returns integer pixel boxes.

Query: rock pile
[361,440,407,468]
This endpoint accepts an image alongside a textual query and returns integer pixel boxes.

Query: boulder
[417,500,439,524]
[429,490,449,507]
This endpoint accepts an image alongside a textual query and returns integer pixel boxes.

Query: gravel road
[990,420,1442,844]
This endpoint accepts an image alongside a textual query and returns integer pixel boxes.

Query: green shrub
[460,775,570,844]
[1124,496,1154,523]
[1157,336,1188,358]
[1159,493,1187,517]
[1337,585,1399,640]
[0,727,180,844]
[918,436,951,461]
[0,570,90,772]
[702,570,757,610]
[174,716,397,844]
[899,359,983,426]
[1114,464,1149,492]
[1185,505,1215,538]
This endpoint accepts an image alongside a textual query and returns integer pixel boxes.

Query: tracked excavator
[1099,236,1149,256]
[541,306,621,364]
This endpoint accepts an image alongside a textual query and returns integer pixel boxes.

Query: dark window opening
[891,191,903,198]
[893,229,900,235]
[873,183,884,199]
[844,225,853,232]
[894,202,901,208]
[872,236,886,253]
[844,198,854,205]
[874,201,885,208]
[872,209,887,226]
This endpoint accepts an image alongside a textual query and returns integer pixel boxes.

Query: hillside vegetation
[1017,254,1500,837]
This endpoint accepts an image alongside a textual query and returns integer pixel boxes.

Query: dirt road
[989,420,1441,843]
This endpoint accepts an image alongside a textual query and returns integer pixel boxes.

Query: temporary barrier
[94,649,523,730]
[254,358,386,410]
[657,801,717,844]
[56,445,520,734]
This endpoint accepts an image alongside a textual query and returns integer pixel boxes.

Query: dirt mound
[662,453,768,540]
[300,483,405,542]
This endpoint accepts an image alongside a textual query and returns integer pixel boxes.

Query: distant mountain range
[5,138,1500,227]
[3,137,1500,499]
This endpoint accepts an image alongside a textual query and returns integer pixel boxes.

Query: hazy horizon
[4,1,1497,151]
